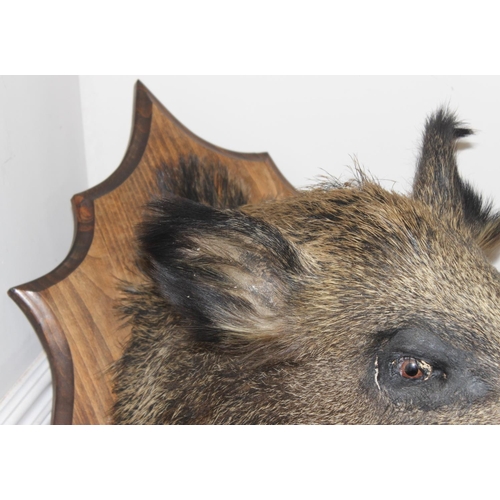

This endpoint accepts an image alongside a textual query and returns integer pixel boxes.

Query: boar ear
[138,196,307,343]
[412,108,500,259]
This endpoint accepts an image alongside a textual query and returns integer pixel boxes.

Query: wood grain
[8,81,296,424]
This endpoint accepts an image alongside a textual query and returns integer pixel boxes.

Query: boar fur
[112,108,500,424]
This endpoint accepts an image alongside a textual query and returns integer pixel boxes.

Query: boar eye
[395,356,433,381]
[375,328,490,411]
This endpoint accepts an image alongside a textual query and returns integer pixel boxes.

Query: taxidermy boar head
[112,108,500,424]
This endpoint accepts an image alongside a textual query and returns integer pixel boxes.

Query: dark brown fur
[112,109,500,424]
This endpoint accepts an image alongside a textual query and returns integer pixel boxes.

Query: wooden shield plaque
[8,81,296,424]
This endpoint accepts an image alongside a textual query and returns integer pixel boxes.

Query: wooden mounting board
[8,81,296,424]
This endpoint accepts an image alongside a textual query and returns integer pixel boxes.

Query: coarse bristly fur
[112,108,500,424]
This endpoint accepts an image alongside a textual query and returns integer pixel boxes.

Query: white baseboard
[0,351,53,425]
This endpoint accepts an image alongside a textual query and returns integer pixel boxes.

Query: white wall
[80,76,500,207]
[0,76,87,400]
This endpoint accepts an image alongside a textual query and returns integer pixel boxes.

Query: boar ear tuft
[138,196,308,343]
[155,155,250,209]
[413,107,500,259]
